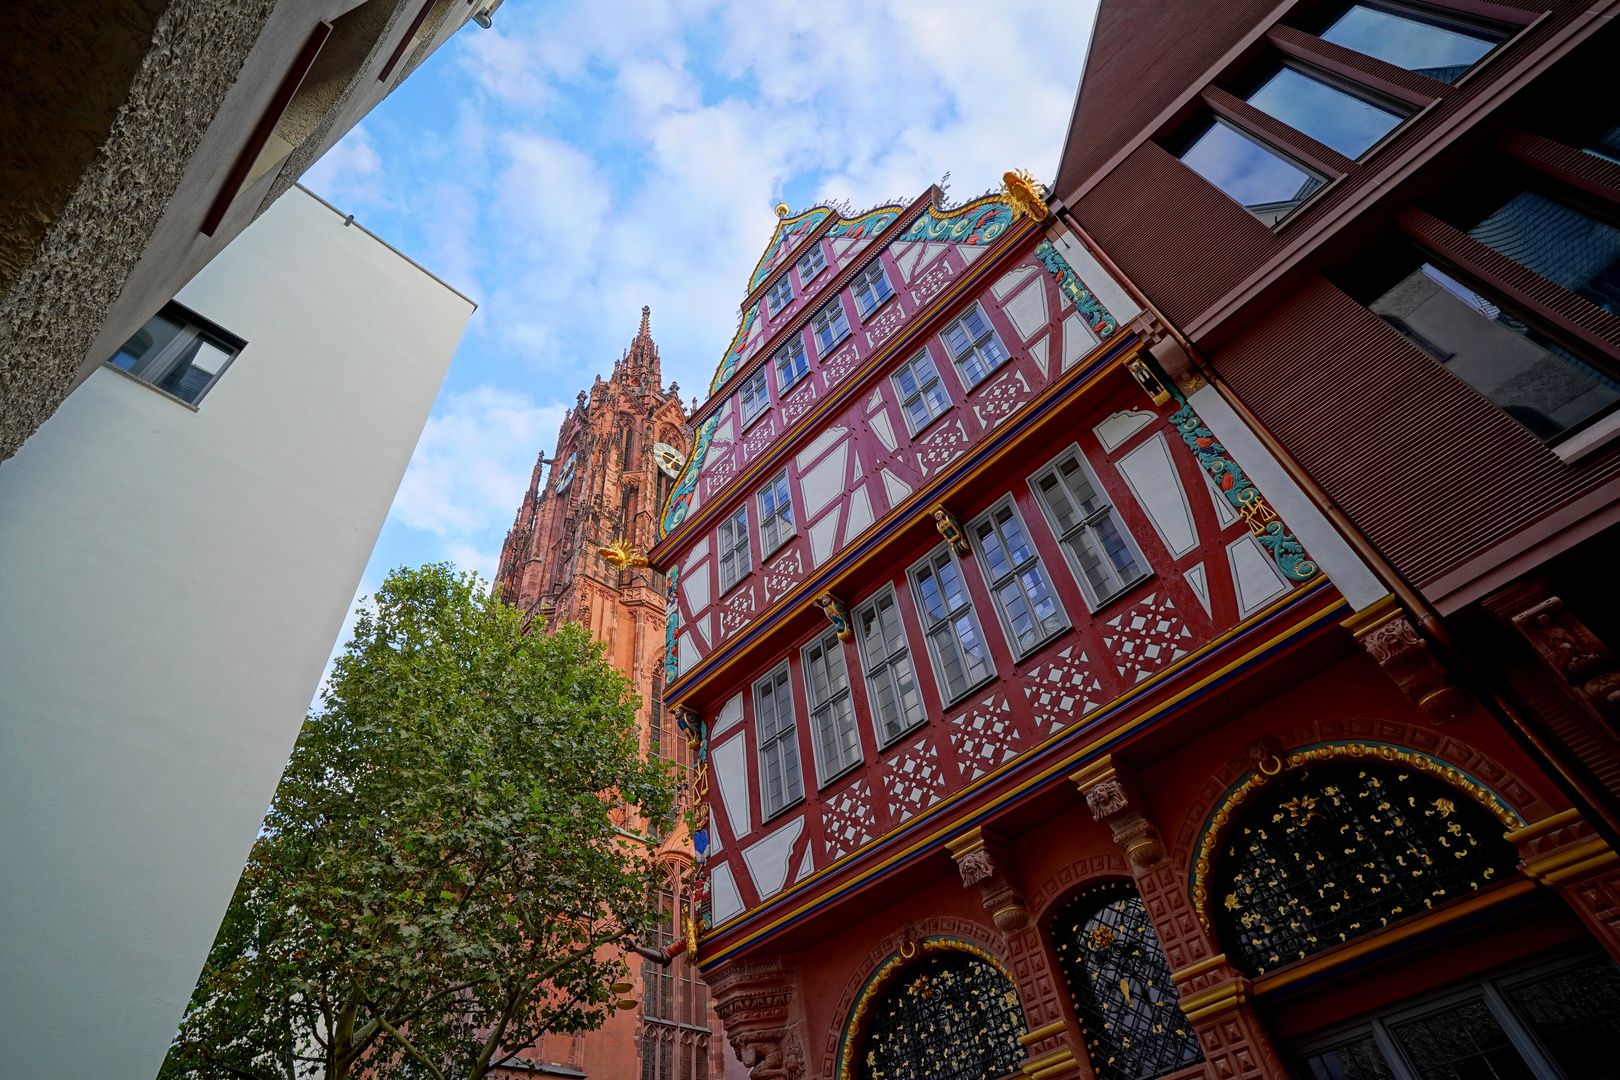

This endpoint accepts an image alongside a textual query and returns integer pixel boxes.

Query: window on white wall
[739,368,770,426]
[893,350,951,434]
[796,242,827,283]
[755,663,804,818]
[758,471,795,555]
[106,303,244,406]
[718,507,751,593]
[910,547,995,703]
[776,336,809,391]
[765,275,794,316]
[809,301,851,355]
[970,500,1068,657]
[854,587,924,745]
[941,303,1009,389]
[851,262,894,316]
[803,630,860,783]
[1030,449,1150,609]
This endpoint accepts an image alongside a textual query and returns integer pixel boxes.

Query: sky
[302,0,1098,616]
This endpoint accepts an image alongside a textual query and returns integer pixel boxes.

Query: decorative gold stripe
[1018,1019,1068,1046]
[1504,808,1584,845]
[1178,980,1248,1023]
[1521,836,1618,887]
[1338,593,1399,636]
[1169,953,1228,985]
[1020,1047,1078,1079]
[944,826,987,860]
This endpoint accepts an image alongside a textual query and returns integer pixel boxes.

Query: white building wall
[0,186,473,1080]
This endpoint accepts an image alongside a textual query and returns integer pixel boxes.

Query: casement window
[1240,61,1408,160]
[1175,118,1328,227]
[892,349,951,434]
[970,500,1068,657]
[1317,1,1509,84]
[851,261,894,317]
[796,242,827,283]
[854,587,924,745]
[1030,450,1149,609]
[809,301,851,355]
[739,367,770,427]
[106,302,244,406]
[718,506,751,593]
[758,470,794,555]
[1467,190,1620,317]
[776,336,809,392]
[765,275,794,316]
[754,663,804,818]
[910,547,995,703]
[941,303,1008,389]
[803,630,861,783]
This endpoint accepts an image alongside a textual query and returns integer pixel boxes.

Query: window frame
[738,367,771,429]
[853,585,927,748]
[1309,0,1518,85]
[908,543,998,707]
[753,661,805,821]
[940,302,1011,390]
[1238,56,1414,161]
[891,348,953,436]
[795,241,827,285]
[851,260,895,319]
[809,299,852,357]
[757,470,795,557]
[764,274,794,317]
[801,629,863,787]
[775,335,809,393]
[1028,445,1152,612]
[1171,113,1332,228]
[967,497,1071,660]
[104,301,245,407]
[717,506,751,596]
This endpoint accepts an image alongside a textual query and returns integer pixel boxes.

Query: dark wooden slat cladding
[1264,25,1451,107]
[1500,128,1620,204]
[1213,275,1620,589]
[1201,85,1356,177]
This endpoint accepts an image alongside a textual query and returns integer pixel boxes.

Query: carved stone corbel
[944,827,1032,932]
[1070,757,1166,868]
[707,957,804,1080]
[1342,594,1470,721]
[1484,578,1620,739]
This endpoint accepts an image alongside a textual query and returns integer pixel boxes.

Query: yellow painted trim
[1521,836,1618,887]
[1021,1047,1079,1079]
[1252,877,1538,997]
[1178,980,1248,1023]
[1504,808,1583,845]
[1018,1019,1068,1046]
[1338,593,1399,636]
[698,583,1344,959]
[1169,953,1228,985]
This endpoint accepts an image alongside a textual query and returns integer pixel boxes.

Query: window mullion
[1479,981,1563,1080]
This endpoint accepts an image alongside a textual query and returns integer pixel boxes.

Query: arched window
[1051,883,1203,1080]
[859,951,1027,1080]
[1213,761,1519,976]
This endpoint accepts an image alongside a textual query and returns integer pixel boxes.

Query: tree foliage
[161,564,675,1080]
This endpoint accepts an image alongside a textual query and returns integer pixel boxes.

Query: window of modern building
[718,506,751,594]
[765,274,794,316]
[1030,450,1149,609]
[106,303,244,406]
[1586,123,1620,165]
[1242,62,1407,159]
[1051,883,1204,1080]
[1289,955,1620,1080]
[754,663,803,818]
[910,547,995,703]
[1318,1,1509,83]
[851,261,895,317]
[1339,237,1620,441]
[758,470,795,555]
[809,300,851,355]
[970,500,1068,658]
[739,367,770,427]
[858,952,1027,1080]
[776,336,809,392]
[941,303,1009,389]
[1175,117,1326,226]
[1213,761,1519,977]
[1466,190,1620,316]
[893,349,951,434]
[796,241,827,283]
[803,630,861,784]
[854,587,924,746]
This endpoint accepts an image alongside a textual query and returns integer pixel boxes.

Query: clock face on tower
[653,442,685,478]
[552,452,577,493]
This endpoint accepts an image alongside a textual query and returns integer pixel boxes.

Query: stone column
[1509,809,1620,962]
[944,828,1092,1080]
[1072,757,1290,1080]
[706,956,805,1080]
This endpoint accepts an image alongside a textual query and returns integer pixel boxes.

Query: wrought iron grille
[859,952,1027,1080]
[1212,763,1518,976]
[1051,882,1204,1080]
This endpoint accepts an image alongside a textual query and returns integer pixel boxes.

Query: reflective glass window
[1245,65,1405,158]
[1179,119,1325,225]
[1320,2,1504,83]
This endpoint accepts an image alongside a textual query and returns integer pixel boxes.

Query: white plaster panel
[959,245,986,265]
[710,416,735,450]
[712,692,745,736]
[1093,410,1156,452]
[1053,231,1142,325]
[796,426,849,472]
[1029,335,1050,378]
[880,469,912,507]
[1003,279,1050,341]
[1203,467,1240,528]
[1062,311,1098,370]
[844,484,875,544]
[1184,562,1212,615]
[869,408,898,452]
[1116,432,1198,558]
[710,732,752,841]
[992,265,1036,300]
[741,817,804,900]
[709,862,745,924]
[677,631,700,675]
[809,506,842,567]
[694,613,711,648]
[800,442,848,519]
[681,559,711,613]
[1228,533,1291,617]
[795,845,815,883]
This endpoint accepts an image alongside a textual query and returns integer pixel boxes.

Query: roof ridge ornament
[1000,168,1050,222]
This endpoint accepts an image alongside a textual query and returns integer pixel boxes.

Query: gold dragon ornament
[1000,169,1050,222]
[598,539,649,571]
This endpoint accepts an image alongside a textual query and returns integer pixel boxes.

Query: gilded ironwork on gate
[858,952,1027,1080]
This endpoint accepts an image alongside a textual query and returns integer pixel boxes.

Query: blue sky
[302,0,1097,609]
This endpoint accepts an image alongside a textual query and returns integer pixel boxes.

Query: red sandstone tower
[493,310,724,1080]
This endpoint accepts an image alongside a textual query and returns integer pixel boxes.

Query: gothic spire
[623,304,661,387]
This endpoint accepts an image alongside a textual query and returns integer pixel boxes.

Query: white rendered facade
[0,186,473,1080]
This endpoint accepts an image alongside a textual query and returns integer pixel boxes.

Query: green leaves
[161,564,678,1080]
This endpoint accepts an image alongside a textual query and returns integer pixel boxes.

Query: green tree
[161,564,675,1080]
